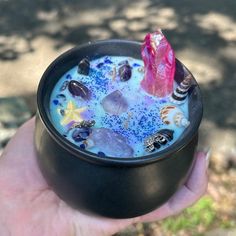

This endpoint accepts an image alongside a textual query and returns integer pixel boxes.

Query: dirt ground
[0,0,236,235]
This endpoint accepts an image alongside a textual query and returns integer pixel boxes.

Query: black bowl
[35,39,203,219]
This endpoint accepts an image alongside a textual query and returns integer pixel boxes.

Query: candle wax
[49,56,189,158]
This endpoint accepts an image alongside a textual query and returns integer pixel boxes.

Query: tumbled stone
[68,80,91,100]
[118,62,132,81]
[101,90,128,115]
[88,128,134,158]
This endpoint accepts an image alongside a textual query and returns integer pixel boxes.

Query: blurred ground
[0,0,236,235]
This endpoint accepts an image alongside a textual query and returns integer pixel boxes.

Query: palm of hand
[0,119,208,236]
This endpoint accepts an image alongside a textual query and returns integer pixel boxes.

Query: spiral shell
[173,112,190,128]
[170,75,192,104]
[160,105,190,128]
[144,129,174,152]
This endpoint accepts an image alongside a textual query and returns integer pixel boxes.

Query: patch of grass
[220,219,236,229]
[161,196,216,234]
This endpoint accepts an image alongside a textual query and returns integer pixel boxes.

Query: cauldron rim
[37,39,203,166]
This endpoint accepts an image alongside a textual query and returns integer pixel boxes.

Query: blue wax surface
[49,56,189,158]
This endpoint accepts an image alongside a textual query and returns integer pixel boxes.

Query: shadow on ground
[1,0,236,129]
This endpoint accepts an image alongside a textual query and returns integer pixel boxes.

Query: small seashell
[144,129,174,152]
[173,112,190,128]
[56,94,67,101]
[118,62,132,81]
[170,75,192,104]
[60,81,69,91]
[59,109,65,116]
[72,127,91,142]
[137,66,144,73]
[70,120,95,129]
[123,112,133,129]
[68,80,91,100]
[160,105,190,127]
[112,66,117,81]
[78,58,90,75]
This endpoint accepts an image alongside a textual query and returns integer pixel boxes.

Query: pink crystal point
[141,30,176,97]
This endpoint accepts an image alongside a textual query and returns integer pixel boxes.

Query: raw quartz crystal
[141,30,176,97]
[87,128,134,158]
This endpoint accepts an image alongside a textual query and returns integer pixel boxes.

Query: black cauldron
[34,40,203,219]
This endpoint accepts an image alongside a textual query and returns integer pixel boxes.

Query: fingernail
[204,147,211,168]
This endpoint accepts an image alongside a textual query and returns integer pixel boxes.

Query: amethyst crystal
[78,58,90,75]
[88,128,134,158]
[118,62,132,81]
[101,90,128,115]
[68,80,91,100]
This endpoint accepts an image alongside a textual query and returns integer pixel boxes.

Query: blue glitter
[66,74,72,80]
[50,56,189,157]
[159,98,168,104]
[53,99,59,105]
[98,151,106,157]
[96,62,104,68]
[80,144,86,149]
[132,63,140,67]
[104,57,113,64]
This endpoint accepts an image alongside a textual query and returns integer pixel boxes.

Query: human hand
[0,118,208,236]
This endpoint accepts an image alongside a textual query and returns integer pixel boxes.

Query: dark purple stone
[68,80,91,100]
[118,62,132,81]
[78,58,90,75]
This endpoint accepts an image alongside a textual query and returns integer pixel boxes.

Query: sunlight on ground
[195,12,236,41]
[176,47,223,84]
[0,36,72,97]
